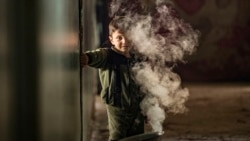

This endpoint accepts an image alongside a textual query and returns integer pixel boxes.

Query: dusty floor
[91,83,250,141]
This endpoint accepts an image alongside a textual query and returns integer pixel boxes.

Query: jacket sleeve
[85,48,109,68]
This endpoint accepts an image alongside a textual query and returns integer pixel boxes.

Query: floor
[91,83,250,141]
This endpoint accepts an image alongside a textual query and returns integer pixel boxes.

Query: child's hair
[102,16,130,47]
[108,16,130,36]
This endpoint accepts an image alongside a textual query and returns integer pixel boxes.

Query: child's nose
[122,37,128,44]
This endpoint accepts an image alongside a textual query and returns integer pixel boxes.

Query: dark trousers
[106,105,144,141]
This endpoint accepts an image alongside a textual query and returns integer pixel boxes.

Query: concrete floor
[91,83,250,141]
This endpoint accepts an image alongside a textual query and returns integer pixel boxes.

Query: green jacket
[86,47,143,109]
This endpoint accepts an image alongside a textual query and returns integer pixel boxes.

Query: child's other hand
[81,53,88,68]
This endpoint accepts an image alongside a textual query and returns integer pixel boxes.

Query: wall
[173,0,250,81]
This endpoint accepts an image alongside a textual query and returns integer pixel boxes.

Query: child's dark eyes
[116,36,123,41]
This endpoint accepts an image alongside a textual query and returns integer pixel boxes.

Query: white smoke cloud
[109,0,123,17]
[109,0,199,133]
[140,96,165,132]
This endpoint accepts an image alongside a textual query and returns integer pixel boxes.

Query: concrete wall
[173,0,250,81]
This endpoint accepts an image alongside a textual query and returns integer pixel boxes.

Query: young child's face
[109,30,131,54]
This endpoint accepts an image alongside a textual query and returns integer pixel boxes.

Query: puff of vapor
[167,87,189,114]
[109,0,142,17]
[156,0,173,6]
[109,0,123,17]
[109,0,199,133]
[133,62,189,132]
[126,4,199,63]
[140,95,165,133]
[133,62,188,113]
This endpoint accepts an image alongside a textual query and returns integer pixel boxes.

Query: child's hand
[81,53,88,68]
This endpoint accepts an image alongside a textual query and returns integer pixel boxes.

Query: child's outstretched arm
[81,53,89,68]
[81,48,109,68]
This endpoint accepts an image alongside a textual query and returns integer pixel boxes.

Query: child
[81,16,145,141]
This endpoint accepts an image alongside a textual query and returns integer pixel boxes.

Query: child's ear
[109,35,114,45]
